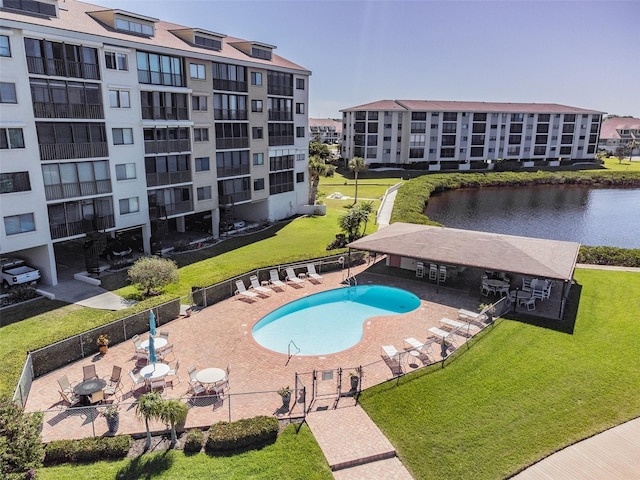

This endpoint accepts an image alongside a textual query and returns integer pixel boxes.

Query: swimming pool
[251,285,421,355]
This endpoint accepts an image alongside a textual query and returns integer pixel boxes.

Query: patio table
[139,362,170,381]
[73,378,106,405]
[196,367,226,387]
[140,337,168,351]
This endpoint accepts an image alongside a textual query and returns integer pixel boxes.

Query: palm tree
[135,392,163,451]
[348,156,367,204]
[627,140,639,162]
[358,201,375,236]
[338,207,366,242]
[308,155,335,206]
[158,399,189,447]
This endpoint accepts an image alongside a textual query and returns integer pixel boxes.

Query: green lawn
[359,269,640,479]
[38,424,333,480]
[599,156,640,171]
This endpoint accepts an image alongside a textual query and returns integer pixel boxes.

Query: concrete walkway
[376,188,398,228]
[305,405,413,479]
[38,278,132,310]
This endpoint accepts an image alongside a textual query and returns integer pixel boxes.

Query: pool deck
[25,260,489,442]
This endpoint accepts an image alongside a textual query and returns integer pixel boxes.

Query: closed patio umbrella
[148,334,157,364]
[149,310,157,336]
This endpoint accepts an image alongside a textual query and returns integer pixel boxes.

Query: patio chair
[211,378,229,398]
[166,359,180,387]
[158,331,169,341]
[57,375,75,396]
[59,390,81,408]
[89,389,104,405]
[439,265,447,282]
[520,296,537,311]
[403,337,435,357]
[103,365,123,398]
[381,345,403,376]
[249,275,273,297]
[285,268,305,286]
[306,264,324,283]
[134,351,148,368]
[83,364,97,381]
[269,269,287,291]
[150,378,166,394]
[415,261,425,278]
[158,343,175,362]
[235,280,259,302]
[129,370,145,390]
[187,366,206,396]
[429,264,438,280]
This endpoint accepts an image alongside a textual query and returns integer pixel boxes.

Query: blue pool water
[251,285,421,356]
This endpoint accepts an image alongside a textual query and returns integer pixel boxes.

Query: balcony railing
[219,191,250,206]
[144,139,191,154]
[49,214,115,240]
[159,200,193,217]
[267,85,293,96]
[215,137,249,150]
[216,164,250,178]
[39,142,108,161]
[145,170,192,187]
[26,57,100,80]
[44,179,112,201]
[214,109,248,121]
[213,79,248,92]
[268,111,293,122]
[141,107,189,121]
[137,70,185,87]
[268,135,294,147]
[33,102,104,120]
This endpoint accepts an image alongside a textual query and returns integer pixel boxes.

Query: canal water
[424,186,640,248]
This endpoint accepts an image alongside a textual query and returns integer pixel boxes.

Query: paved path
[306,405,413,479]
[376,188,398,228]
[38,279,132,310]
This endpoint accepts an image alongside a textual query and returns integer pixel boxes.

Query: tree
[0,396,43,479]
[158,399,189,447]
[135,392,163,451]
[309,141,332,162]
[128,256,178,297]
[338,205,367,242]
[307,155,335,205]
[627,140,639,162]
[358,201,375,236]
[348,156,367,204]
[614,146,626,164]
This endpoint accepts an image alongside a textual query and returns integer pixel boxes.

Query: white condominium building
[598,117,640,154]
[0,0,310,285]
[341,100,604,170]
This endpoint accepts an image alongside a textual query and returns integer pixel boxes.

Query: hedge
[183,428,206,453]
[205,416,278,453]
[578,246,640,268]
[43,435,132,466]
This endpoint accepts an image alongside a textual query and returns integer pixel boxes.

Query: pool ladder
[286,340,300,366]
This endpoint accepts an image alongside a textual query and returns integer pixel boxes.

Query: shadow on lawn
[116,451,174,479]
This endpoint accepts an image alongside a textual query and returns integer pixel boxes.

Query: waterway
[424,186,640,248]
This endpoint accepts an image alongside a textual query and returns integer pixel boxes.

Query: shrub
[172,240,191,253]
[205,416,278,453]
[0,397,44,478]
[578,246,640,268]
[183,429,205,453]
[1,286,39,307]
[44,435,132,466]
[127,256,179,297]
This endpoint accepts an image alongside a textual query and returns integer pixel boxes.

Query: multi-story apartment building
[309,118,341,144]
[341,100,604,170]
[0,0,310,285]
[598,117,640,154]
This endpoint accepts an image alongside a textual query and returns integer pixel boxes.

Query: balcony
[213,79,247,92]
[268,111,293,122]
[268,136,294,147]
[49,214,115,240]
[217,165,250,178]
[267,85,293,96]
[39,142,108,161]
[158,200,194,217]
[33,102,104,120]
[215,138,249,150]
[145,170,192,187]
[26,57,100,80]
[214,109,248,121]
[144,139,191,155]
[219,191,250,206]
[44,179,112,201]
[141,107,189,121]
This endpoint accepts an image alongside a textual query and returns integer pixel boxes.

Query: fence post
[227,393,231,422]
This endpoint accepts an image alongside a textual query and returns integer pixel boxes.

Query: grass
[38,424,333,479]
[600,156,640,171]
[359,269,640,479]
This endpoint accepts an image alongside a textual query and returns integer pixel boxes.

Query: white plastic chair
[249,275,273,296]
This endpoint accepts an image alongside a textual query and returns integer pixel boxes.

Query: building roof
[347,223,581,281]
[341,99,604,115]
[599,117,640,139]
[0,0,310,74]
[309,118,341,130]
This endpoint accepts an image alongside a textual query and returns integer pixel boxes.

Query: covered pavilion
[347,223,581,319]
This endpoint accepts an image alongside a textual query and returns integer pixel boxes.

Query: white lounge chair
[285,268,305,286]
[269,269,287,291]
[306,264,323,283]
[381,345,404,375]
[235,280,259,302]
[249,275,273,297]
[403,337,436,358]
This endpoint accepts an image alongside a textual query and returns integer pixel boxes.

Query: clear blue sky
[98,0,640,119]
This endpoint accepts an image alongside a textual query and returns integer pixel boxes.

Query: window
[251,46,271,60]
[192,96,207,111]
[443,112,457,122]
[189,63,205,79]
[112,128,133,145]
[0,128,25,149]
[119,197,139,214]
[115,18,154,36]
[137,51,184,87]
[214,93,247,120]
[195,157,210,171]
[251,71,263,86]
[105,51,128,71]
[4,213,35,235]
[194,128,209,142]
[296,78,305,90]
[0,36,10,57]
[0,172,30,193]
[440,147,455,158]
[296,172,304,183]
[254,178,264,190]
[296,103,305,114]
[252,127,263,139]
[253,153,264,165]
[296,126,305,138]
[0,83,17,103]
[251,99,263,112]
[115,163,136,180]
[197,186,212,200]
[108,89,130,108]
[213,62,247,92]
[195,35,222,50]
